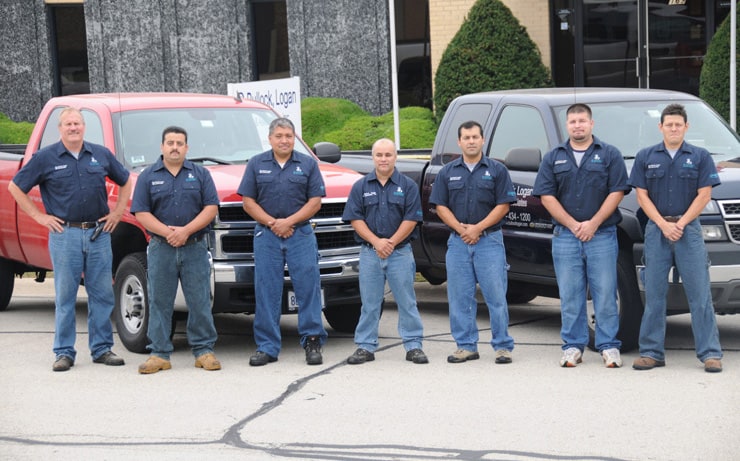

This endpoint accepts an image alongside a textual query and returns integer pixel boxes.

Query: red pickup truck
[0,93,363,352]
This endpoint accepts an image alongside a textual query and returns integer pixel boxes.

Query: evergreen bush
[433,0,551,119]
[700,9,739,128]
[301,97,367,147]
[0,113,34,144]
[321,106,437,150]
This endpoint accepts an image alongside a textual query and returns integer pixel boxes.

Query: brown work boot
[195,352,221,371]
[138,356,172,374]
[704,358,722,373]
[632,356,665,370]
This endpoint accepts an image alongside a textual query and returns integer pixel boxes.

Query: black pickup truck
[335,88,740,350]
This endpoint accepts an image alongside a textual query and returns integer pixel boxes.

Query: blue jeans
[146,237,217,359]
[253,223,327,357]
[354,244,424,352]
[445,231,514,352]
[49,227,115,361]
[552,225,621,352]
[639,220,722,362]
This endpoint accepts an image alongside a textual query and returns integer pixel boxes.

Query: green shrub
[700,9,739,128]
[322,106,437,150]
[0,113,34,144]
[433,0,551,119]
[301,97,368,147]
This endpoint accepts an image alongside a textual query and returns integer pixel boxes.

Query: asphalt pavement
[1,276,739,461]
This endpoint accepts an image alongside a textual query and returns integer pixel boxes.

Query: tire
[114,252,150,353]
[506,290,537,305]
[0,258,14,311]
[323,303,362,333]
[420,269,446,286]
[587,250,643,352]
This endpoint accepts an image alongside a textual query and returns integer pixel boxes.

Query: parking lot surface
[1,277,739,460]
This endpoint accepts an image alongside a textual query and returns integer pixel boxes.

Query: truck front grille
[218,202,347,222]
[221,230,357,254]
[727,223,740,244]
[719,200,740,244]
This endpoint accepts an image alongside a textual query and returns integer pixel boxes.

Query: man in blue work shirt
[9,107,132,372]
[238,117,327,366]
[429,120,517,364]
[132,126,221,374]
[534,103,629,368]
[629,103,723,373]
[342,138,427,365]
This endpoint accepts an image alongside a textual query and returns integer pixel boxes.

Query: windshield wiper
[188,157,233,165]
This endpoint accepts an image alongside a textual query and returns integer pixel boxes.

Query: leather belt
[662,215,682,223]
[65,221,99,229]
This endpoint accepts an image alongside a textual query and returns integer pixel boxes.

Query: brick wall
[428,0,550,85]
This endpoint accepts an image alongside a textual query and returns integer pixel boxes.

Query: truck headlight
[701,200,720,215]
[701,225,725,241]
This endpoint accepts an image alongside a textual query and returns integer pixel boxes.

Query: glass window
[49,5,89,96]
[552,100,740,161]
[395,0,431,108]
[39,107,103,149]
[489,105,549,161]
[114,107,310,170]
[252,0,290,80]
[437,103,492,164]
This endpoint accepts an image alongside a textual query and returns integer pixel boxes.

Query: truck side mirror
[504,147,541,172]
[313,142,342,163]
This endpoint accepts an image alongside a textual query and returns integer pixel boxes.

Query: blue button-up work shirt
[237,150,326,218]
[429,156,516,231]
[130,156,219,238]
[342,168,422,245]
[533,136,630,228]
[628,141,720,216]
[12,140,130,222]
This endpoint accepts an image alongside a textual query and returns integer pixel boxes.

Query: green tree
[700,9,739,128]
[433,0,551,119]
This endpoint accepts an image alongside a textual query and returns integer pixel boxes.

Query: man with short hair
[9,107,132,371]
[238,117,327,366]
[342,138,427,365]
[429,120,517,364]
[132,126,221,374]
[534,103,629,368]
[629,103,723,373]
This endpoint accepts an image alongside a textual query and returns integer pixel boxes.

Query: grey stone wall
[0,0,54,122]
[0,0,392,123]
[85,0,253,94]
[288,0,392,115]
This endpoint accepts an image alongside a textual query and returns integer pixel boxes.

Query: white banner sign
[227,77,302,136]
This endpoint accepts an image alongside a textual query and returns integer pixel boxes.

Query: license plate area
[286,289,325,312]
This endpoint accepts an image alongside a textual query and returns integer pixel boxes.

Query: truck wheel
[420,269,446,286]
[506,290,537,305]
[0,258,14,311]
[323,303,362,333]
[114,252,150,353]
[587,250,643,352]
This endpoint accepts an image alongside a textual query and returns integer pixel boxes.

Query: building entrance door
[552,0,727,95]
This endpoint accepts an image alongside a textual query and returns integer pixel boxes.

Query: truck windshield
[114,107,310,169]
[554,101,740,162]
